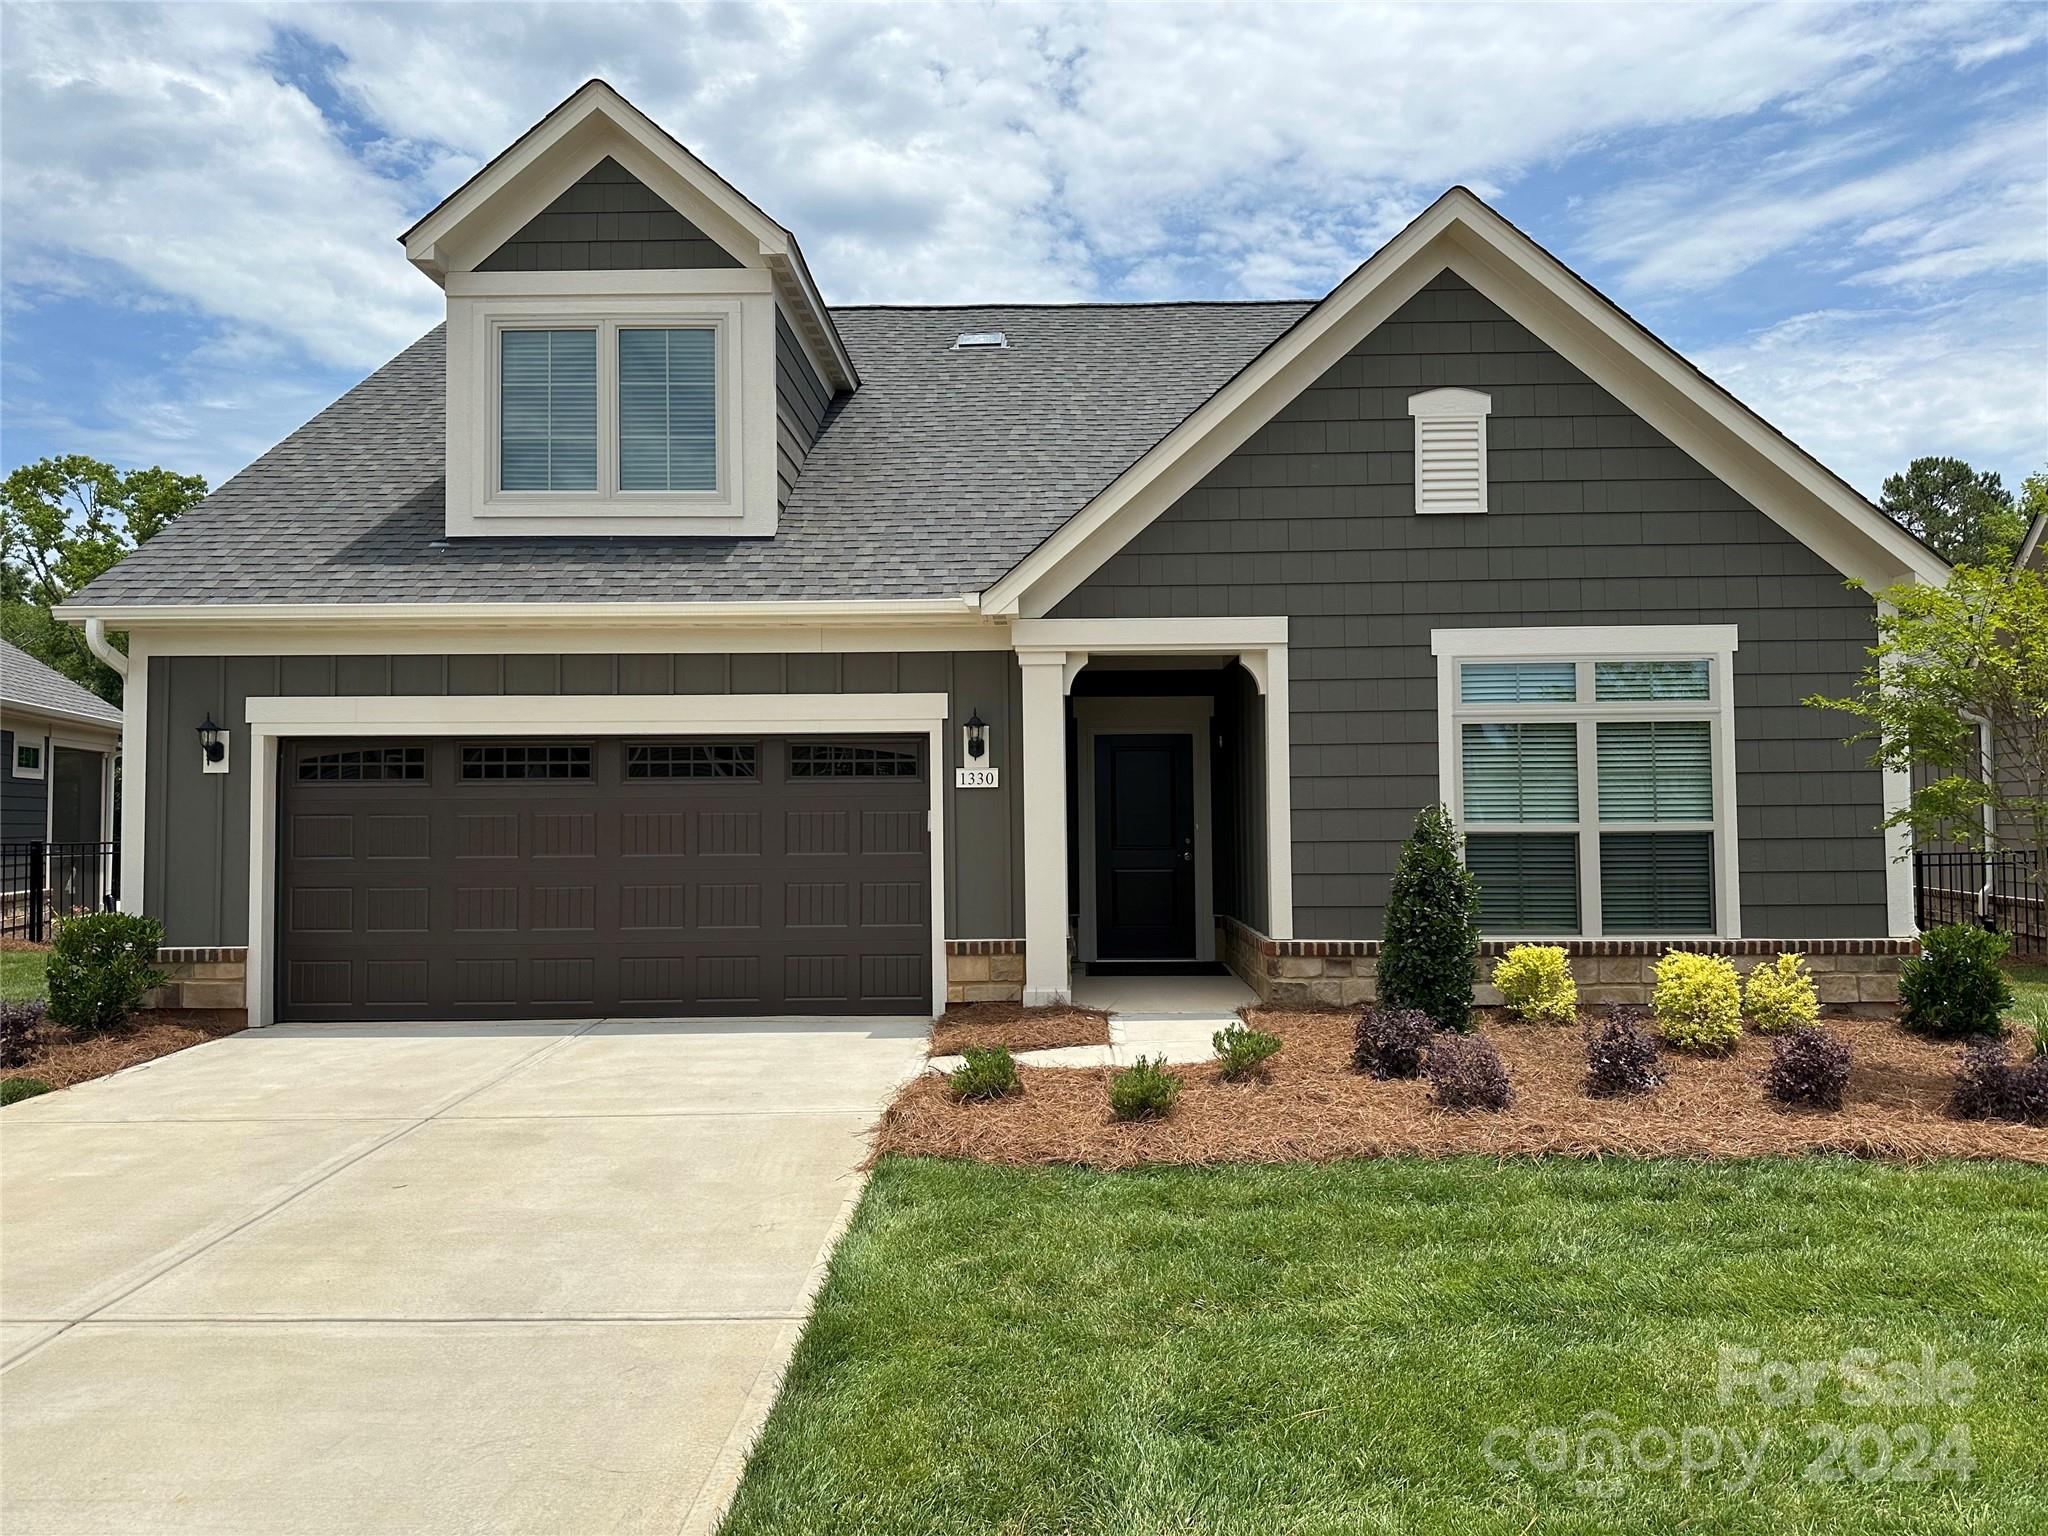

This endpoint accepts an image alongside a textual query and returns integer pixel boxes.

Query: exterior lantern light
[964,709,989,761]
[197,714,230,774]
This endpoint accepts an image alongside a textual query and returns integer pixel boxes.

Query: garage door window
[626,742,757,779]
[790,742,920,779]
[460,743,593,781]
[297,746,426,782]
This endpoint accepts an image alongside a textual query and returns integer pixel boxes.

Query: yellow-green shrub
[1651,951,1742,1052]
[1491,944,1578,1024]
[1744,953,1819,1035]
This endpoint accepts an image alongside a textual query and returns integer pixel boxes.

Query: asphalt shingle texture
[76,303,1314,608]
[1,640,122,724]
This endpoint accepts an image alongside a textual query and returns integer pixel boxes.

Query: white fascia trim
[2018,512,2046,573]
[56,598,982,628]
[119,632,148,913]
[400,81,856,392]
[118,623,1008,658]
[1433,623,1740,942]
[983,187,1946,617]
[0,700,124,736]
[241,691,952,1028]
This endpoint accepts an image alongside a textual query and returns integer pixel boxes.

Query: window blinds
[500,329,597,491]
[1596,721,1712,822]
[1468,833,1579,933]
[620,328,716,492]
[1462,722,1578,822]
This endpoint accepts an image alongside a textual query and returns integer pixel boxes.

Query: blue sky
[2,1,2043,501]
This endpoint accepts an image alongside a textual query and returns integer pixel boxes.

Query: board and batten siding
[1,727,49,843]
[143,651,1023,949]
[776,310,831,512]
[1054,270,1887,941]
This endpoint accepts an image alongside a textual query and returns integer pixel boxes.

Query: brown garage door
[277,736,931,1021]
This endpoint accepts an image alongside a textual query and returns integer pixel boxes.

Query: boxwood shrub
[1900,925,2012,1039]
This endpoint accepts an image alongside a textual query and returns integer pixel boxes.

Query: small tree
[1378,805,1481,1031]
[1806,564,2046,891]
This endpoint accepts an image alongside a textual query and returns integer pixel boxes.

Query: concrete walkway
[0,1017,928,1536]
[928,977,1259,1074]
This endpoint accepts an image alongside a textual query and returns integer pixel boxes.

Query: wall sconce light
[198,714,231,775]
[963,709,989,762]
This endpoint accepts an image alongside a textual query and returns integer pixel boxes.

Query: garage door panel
[278,735,930,1021]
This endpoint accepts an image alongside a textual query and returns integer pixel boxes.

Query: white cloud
[1692,298,2048,497]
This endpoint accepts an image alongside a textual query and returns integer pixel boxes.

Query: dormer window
[1408,387,1491,515]
[492,319,724,502]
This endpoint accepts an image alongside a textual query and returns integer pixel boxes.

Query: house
[58,81,1948,1026]
[2,640,121,929]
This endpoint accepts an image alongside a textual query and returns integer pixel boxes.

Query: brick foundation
[1222,917,1910,1014]
[946,939,1025,1004]
[138,946,249,1022]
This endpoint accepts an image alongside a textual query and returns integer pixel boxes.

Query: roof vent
[953,330,1007,350]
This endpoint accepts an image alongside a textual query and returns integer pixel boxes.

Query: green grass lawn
[2009,962,2048,1010]
[0,948,49,1001]
[721,1156,2046,1536]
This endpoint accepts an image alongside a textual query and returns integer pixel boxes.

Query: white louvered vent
[1409,388,1492,515]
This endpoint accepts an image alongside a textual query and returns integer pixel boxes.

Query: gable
[984,188,1948,617]
[475,157,744,273]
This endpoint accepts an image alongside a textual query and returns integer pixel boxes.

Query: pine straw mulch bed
[928,1002,1112,1057]
[877,1006,2048,1167]
[2,1010,246,1093]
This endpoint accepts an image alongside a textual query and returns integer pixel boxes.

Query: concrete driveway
[0,1017,928,1535]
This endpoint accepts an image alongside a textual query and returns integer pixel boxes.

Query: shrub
[1764,1027,1852,1111]
[1491,944,1577,1025]
[1899,925,2012,1039]
[947,1045,1021,1103]
[1744,953,1820,1035]
[1651,951,1743,1053]
[1212,1021,1282,1082]
[1426,1032,1513,1112]
[1378,805,1481,1031]
[1,998,46,1070]
[1351,1006,1435,1080]
[1584,1006,1661,1098]
[0,1077,52,1107]
[46,912,167,1036]
[1952,1039,2048,1126]
[1951,1039,2017,1121]
[1109,1055,1182,1121]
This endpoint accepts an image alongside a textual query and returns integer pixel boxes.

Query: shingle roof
[73,302,1313,608]
[1,640,122,726]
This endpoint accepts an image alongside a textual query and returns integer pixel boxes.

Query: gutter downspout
[82,617,127,679]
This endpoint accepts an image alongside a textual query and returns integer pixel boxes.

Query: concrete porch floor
[1070,972,1258,1018]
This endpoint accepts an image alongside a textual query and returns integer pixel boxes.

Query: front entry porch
[1010,618,1292,1006]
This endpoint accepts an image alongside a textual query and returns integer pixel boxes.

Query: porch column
[1017,649,1071,1005]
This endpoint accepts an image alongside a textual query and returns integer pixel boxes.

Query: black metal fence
[0,841,120,942]
[1914,849,2045,957]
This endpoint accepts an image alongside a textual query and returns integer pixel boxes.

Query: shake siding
[475,158,743,273]
[776,310,832,511]
[1054,270,1887,941]
[144,651,1024,949]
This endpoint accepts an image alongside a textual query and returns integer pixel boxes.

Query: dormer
[401,81,856,539]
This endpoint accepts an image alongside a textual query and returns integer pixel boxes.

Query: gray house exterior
[1,640,121,848]
[62,81,1946,1025]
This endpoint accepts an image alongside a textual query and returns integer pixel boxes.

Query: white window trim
[1432,625,1741,940]
[446,282,776,539]
[239,693,951,1029]
[11,738,44,779]
[1408,387,1491,515]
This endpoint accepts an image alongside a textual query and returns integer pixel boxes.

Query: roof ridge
[828,299,1318,313]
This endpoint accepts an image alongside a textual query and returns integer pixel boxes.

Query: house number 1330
[955,767,999,789]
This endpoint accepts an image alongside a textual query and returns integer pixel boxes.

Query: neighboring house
[59,81,1949,1026]
[2019,511,2045,575]
[1,639,121,847]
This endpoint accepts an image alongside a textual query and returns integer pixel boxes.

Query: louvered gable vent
[1409,387,1492,515]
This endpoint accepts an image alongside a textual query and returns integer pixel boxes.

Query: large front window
[1439,635,1734,937]
[495,321,719,498]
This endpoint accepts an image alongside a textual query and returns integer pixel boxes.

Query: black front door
[1094,733,1195,960]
